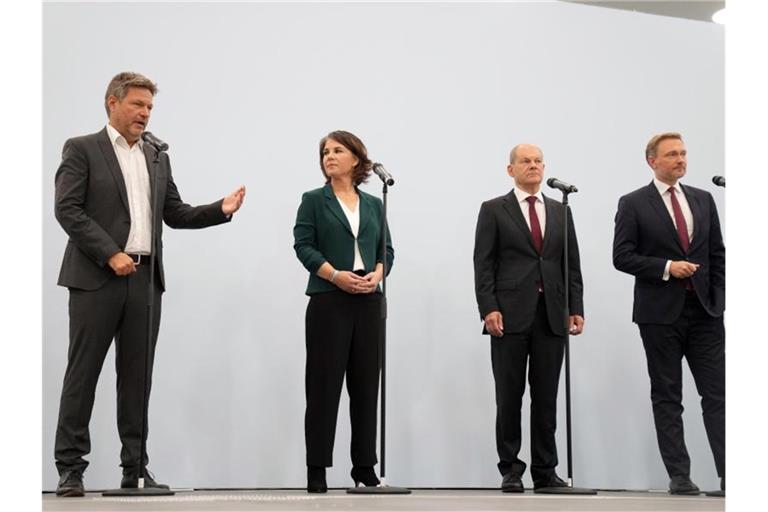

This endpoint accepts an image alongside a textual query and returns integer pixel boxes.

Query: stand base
[534,486,597,495]
[102,487,175,497]
[704,490,725,497]
[347,485,411,494]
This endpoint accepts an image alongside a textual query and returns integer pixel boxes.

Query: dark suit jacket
[293,184,394,295]
[473,190,584,336]
[54,128,231,291]
[613,182,725,324]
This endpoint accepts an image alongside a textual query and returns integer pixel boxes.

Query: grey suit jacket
[54,127,230,291]
[473,189,584,336]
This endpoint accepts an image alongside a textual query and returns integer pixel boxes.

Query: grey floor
[42,489,725,511]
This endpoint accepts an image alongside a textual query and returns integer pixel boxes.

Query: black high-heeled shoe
[350,466,380,487]
[307,466,327,493]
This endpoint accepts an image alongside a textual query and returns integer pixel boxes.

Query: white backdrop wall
[42,2,724,490]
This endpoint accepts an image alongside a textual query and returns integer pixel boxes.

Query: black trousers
[54,264,162,475]
[639,292,725,479]
[305,290,382,468]
[490,294,565,484]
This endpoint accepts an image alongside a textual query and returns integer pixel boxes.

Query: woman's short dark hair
[319,130,373,186]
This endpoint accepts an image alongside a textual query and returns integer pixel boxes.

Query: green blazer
[294,184,394,295]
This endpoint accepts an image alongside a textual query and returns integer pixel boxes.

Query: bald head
[507,143,545,194]
[509,144,543,164]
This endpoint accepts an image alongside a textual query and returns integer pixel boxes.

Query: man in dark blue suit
[613,132,725,496]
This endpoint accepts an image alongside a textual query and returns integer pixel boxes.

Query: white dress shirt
[513,187,546,236]
[337,196,365,271]
[107,124,152,254]
[653,177,694,281]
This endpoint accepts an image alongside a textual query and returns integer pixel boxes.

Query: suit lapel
[142,142,158,213]
[541,194,558,254]
[323,184,353,235]
[502,189,537,253]
[645,182,682,250]
[96,128,130,213]
[681,184,702,250]
[358,191,373,237]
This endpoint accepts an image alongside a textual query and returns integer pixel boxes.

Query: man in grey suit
[53,72,246,496]
[473,144,584,492]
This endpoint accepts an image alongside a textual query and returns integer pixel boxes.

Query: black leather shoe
[56,470,85,497]
[307,466,327,493]
[121,469,170,489]
[351,466,380,487]
[534,474,567,490]
[705,476,725,497]
[669,475,700,495]
[501,473,524,493]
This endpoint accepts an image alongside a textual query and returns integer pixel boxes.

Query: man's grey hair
[104,72,157,117]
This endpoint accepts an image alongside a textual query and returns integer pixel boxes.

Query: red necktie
[526,196,543,254]
[669,187,693,290]
[668,188,690,252]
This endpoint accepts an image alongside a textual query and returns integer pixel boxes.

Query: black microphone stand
[536,187,595,495]
[103,143,174,497]
[347,179,410,495]
[703,177,725,498]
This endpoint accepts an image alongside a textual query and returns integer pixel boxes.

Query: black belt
[126,253,150,265]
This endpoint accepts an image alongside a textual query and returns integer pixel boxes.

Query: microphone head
[547,177,577,193]
[141,131,169,152]
[372,163,394,186]
[712,175,725,187]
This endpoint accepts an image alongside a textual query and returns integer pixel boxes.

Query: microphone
[372,163,395,186]
[141,131,169,152]
[712,175,725,187]
[546,177,578,193]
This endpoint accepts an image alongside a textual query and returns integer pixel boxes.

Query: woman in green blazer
[293,131,394,493]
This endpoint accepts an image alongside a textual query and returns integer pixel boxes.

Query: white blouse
[337,196,365,271]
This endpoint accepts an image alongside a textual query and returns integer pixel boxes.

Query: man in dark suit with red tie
[613,132,725,496]
[474,144,584,493]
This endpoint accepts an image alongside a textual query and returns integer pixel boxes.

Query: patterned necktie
[525,196,543,254]
[668,187,690,252]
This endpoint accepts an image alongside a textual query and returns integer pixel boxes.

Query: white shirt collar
[653,176,682,196]
[513,187,544,204]
[106,124,143,149]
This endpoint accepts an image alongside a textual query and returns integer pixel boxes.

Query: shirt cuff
[662,260,672,281]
